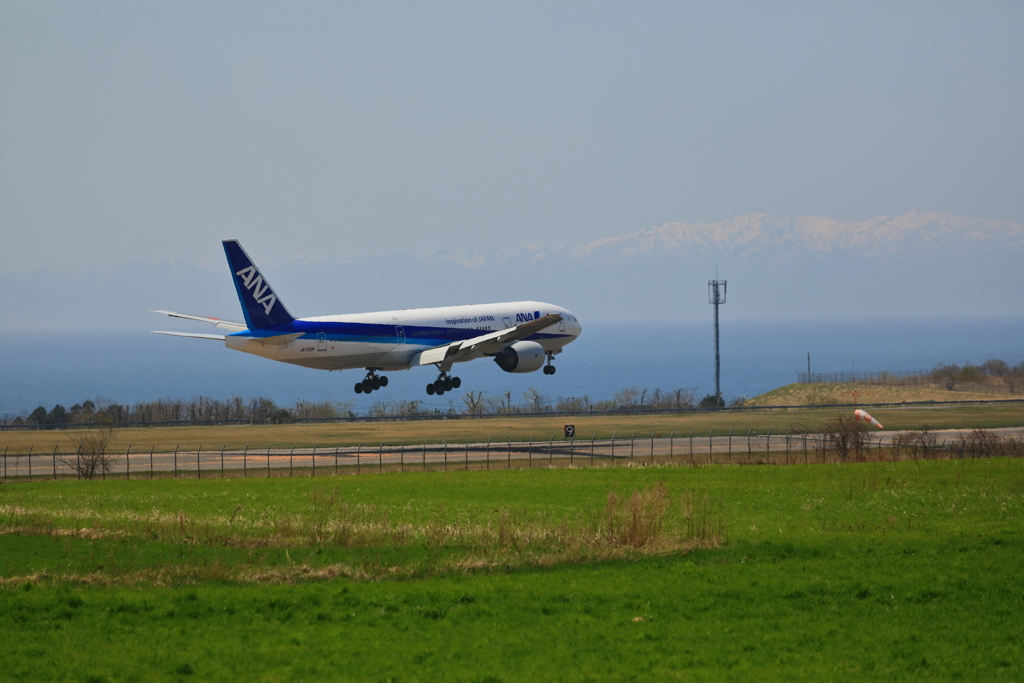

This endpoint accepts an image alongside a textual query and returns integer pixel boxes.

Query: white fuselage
[223,300,582,372]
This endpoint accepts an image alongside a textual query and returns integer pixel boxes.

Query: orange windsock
[854,409,883,429]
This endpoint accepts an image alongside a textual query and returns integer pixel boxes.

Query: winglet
[222,240,295,329]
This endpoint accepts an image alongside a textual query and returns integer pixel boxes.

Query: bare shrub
[910,427,937,460]
[962,429,1000,458]
[61,424,118,479]
[822,416,867,461]
[891,433,913,461]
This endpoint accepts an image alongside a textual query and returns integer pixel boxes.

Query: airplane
[152,240,582,396]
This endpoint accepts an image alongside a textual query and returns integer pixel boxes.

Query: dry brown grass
[746,382,1011,407]
[1,482,726,585]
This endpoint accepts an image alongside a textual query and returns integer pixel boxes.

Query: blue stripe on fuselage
[229,320,570,346]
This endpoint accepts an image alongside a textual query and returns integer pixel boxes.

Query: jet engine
[493,341,546,373]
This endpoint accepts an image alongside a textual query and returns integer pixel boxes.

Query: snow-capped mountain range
[443,211,1024,267]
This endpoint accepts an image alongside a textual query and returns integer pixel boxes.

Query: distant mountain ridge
[442,211,1024,267]
[4,211,1022,330]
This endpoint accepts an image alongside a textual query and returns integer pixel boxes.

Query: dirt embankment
[746,382,1016,407]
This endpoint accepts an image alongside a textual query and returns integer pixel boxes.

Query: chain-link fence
[3,428,1023,482]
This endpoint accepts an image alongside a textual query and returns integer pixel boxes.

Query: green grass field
[3,457,1023,681]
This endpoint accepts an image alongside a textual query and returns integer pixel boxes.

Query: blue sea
[2,317,1022,419]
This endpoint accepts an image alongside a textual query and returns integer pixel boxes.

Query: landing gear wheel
[451,376,461,389]
[356,369,387,394]
[426,383,436,396]
[443,377,453,391]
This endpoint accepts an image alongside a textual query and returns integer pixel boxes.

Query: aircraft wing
[411,313,563,367]
[150,310,248,333]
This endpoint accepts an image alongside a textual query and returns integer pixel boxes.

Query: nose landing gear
[354,369,389,394]
[426,371,461,396]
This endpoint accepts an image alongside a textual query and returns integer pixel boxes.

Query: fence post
[549,435,554,465]
[357,442,362,475]
[569,436,574,466]
[336,443,340,476]
[444,440,449,472]
[669,429,676,460]
[400,441,406,473]
[630,431,636,462]
[267,445,272,478]
[528,435,534,468]
[290,445,296,477]
[3,445,7,482]
[197,444,202,479]
[465,438,470,470]
[689,428,695,465]
[507,437,512,469]
[243,444,248,477]
[785,430,791,465]
[650,431,655,464]
[28,445,33,481]
[804,435,809,464]
[101,445,105,480]
[485,437,491,470]
[728,427,733,462]
[747,428,753,461]
[173,445,179,478]
[591,432,597,467]
[611,431,617,459]
[150,445,154,479]
[766,428,772,463]
[52,445,58,480]
[422,440,427,471]
[221,445,225,478]
[312,446,316,477]
[708,428,714,465]
[378,442,383,472]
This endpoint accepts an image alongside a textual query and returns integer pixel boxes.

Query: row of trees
[10,397,356,426]
[8,386,703,426]
[929,359,1024,384]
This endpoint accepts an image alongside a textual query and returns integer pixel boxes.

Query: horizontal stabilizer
[151,331,226,341]
[150,310,247,332]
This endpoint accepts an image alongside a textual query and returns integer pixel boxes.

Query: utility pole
[708,276,727,405]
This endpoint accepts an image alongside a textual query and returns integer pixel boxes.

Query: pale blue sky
[2,1,1023,275]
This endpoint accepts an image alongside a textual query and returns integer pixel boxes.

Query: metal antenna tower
[708,276,727,404]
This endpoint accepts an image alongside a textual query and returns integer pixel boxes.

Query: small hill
[746,383,1013,407]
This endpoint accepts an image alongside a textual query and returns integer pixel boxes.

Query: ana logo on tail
[234,266,277,315]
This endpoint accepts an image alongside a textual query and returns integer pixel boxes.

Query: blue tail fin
[222,240,296,329]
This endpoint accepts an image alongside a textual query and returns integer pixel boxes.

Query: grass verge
[2,459,1023,681]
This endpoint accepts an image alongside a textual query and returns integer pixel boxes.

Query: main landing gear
[354,369,388,394]
[426,372,461,396]
[543,352,557,375]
